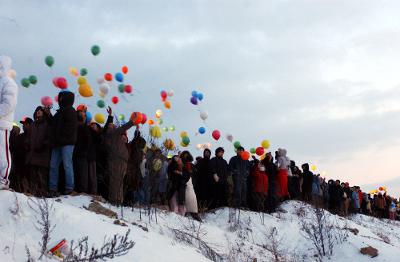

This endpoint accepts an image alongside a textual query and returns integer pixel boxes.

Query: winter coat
[104,116,134,162]
[302,170,314,193]
[0,55,18,131]
[276,148,290,170]
[312,175,320,196]
[195,156,212,200]
[26,118,51,167]
[250,164,268,194]
[51,91,78,147]
[229,155,250,179]
[210,156,230,183]
[352,191,360,209]
[375,195,386,210]
[87,129,101,162]
[74,124,91,158]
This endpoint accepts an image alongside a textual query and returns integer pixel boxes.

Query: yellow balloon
[180,131,188,138]
[261,139,270,149]
[155,109,163,118]
[150,126,162,138]
[99,91,105,98]
[311,164,317,171]
[94,113,105,124]
[78,84,93,97]
[69,67,78,76]
[77,76,87,85]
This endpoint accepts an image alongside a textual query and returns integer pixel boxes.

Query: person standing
[195,149,212,209]
[209,147,230,209]
[301,163,313,202]
[0,55,18,190]
[229,146,250,208]
[275,148,290,200]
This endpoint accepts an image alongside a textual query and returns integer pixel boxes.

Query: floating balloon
[122,65,128,74]
[115,72,124,82]
[163,127,168,132]
[164,101,171,109]
[21,78,30,88]
[54,95,58,103]
[80,68,88,76]
[180,131,188,138]
[241,151,250,161]
[182,136,190,146]
[111,96,119,104]
[212,130,221,140]
[118,114,125,121]
[180,141,188,147]
[56,77,68,89]
[160,90,167,99]
[29,75,37,85]
[191,90,198,97]
[233,141,241,149]
[130,112,143,125]
[69,67,78,76]
[311,165,317,171]
[198,127,206,134]
[97,77,105,85]
[164,139,175,150]
[197,93,204,101]
[99,91,105,98]
[190,96,198,105]
[169,125,175,131]
[250,148,256,154]
[157,118,163,125]
[256,147,264,156]
[86,111,92,123]
[99,83,109,95]
[45,55,54,67]
[91,45,100,56]
[94,113,105,124]
[200,111,208,121]
[104,73,113,81]
[155,109,163,118]
[78,84,93,97]
[97,100,105,108]
[148,119,154,125]
[168,90,174,97]
[41,96,53,107]
[150,126,162,138]
[124,84,132,94]
[118,84,125,93]
[261,140,270,149]
[141,113,147,124]
[77,76,87,85]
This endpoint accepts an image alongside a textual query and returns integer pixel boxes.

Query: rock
[113,220,128,227]
[85,201,117,219]
[348,227,359,235]
[360,246,378,258]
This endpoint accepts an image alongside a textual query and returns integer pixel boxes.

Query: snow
[1,190,399,261]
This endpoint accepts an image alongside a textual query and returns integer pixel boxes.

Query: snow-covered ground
[0,190,399,261]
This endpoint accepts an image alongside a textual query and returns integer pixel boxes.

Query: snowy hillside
[0,190,399,262]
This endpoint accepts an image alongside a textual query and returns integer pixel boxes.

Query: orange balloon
[130,112,143,125]
[240,151,250,161]
[122,66,128,74]
[148,119,154,125]
[164,101,171,109]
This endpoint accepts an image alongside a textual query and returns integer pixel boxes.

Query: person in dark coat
[209,147,230,209]
[48,91,78,196]
[87,122,101,195]
[25,106,51,196]
[229,146,250,208]
[301,163,313,202]
[104,108,135,205]
[8,125,20,190]
[167,155,187,215]
[262,152,278,213]
[194,148,212,209]
[288,160,301,199]
[73,108,91,193]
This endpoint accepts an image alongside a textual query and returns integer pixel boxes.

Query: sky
[1,0,400,196]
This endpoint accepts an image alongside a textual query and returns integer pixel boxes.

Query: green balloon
[169,125,175,132]
[250,148,256,154]
[28,75,37,85]
[80,68,88,76]
[163,127,168,132]
[233,141,241,149]
[21,78,30,88]
[97,100,105,108]
[158,119,163,125]
[118,84,125,93]
[118,114,125,121]
[45,55,54,67]
[91,45,100,56]
[182,136,190,145]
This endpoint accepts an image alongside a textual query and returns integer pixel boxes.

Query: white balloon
[97,77,106,85]
[168,90,174,97]
[99,83,109,95]
[200,111,208,121]
[226,134,233,142]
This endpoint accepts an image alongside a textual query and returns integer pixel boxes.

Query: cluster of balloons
[160,90,173,109]
[190,90,204,105]
[21,75,38,88]
[130,111,147,126]
[180,131,190,147]
[77,76,93,97]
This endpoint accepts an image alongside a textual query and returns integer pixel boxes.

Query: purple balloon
[190,96,198,105]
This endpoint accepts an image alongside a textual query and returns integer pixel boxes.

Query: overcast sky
[1,0,400,196]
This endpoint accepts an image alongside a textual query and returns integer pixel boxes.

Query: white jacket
[0,55,18,130]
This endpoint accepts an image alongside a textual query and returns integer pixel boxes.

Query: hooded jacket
[51,91,78,147]
[276,148,290,170]
[0,55,18,130]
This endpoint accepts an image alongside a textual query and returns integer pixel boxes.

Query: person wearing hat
[0,55,18,189]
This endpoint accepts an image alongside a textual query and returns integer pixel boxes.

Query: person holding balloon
[0,55,18,189]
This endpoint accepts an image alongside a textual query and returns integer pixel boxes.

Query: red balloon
[52,77,59,87]
[161,96,167,102]
[104,73,113,81]
[124,84,132,94]
[141,113,147,124]
[111,96,119,104]
[160,90,167,99]
[241,151,250,161]
[56,77,68,89]
[212,130,221,140]
[122,66,128,74]
[130,112,142,125]
[256,147,264,156]
[54,95,58,103]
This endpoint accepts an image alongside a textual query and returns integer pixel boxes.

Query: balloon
[41,96,53,107]
[226,134,234,142]
[97,100,105,108]
[122,66,128,74]
[97,77,105,85]
[163,127,168,132]
[180,131,188,138]
[86,111,92,123]
[130,112,143,125]
[45,55,54,67]
[52,77,59,87]
[155,109,162,118]
[78,84,93,97]
[91,45,100,56]
[212,130,221,140]
[99,91,105,98]
[233,141,241,149]
[94,113,105,124]
[198,127,206,134]
[197,93,204,101]
[69,67,78,76]
[240,151,250,161]
[141,113,147,124]
[163,139,175,150]
[115,72,124,82]
[56,77,68,89]
[182,136,190,145]
[111,96,119,104]
[54,95,58,103]
[80,68,88,76]
[169,125,175,131]
[77,76,87,85]
[200,111,208,121]
[180,141,188,147]
[118,114,125,121]
[157,118,163,125]
[160,90,167,99]
[104,73,113,81]
[168,90,174,97]
[21,78,30,88]
[118,84,125,93]
[190,96,198,105]
[261,140,270,149]
[124,84,132,94]
[378,187,383,191]
[99,83,109,95]
[150,126,162,138]
[148,119,154,125]
[191,90,198,97]
[161,96,167,102]
[256,147,264,156]
[311,165,317,171]
[164,101,171,109]
[28,75,37,85]
[250,148,256,154]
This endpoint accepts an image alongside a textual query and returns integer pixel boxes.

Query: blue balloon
[198,126,206,134]
[191,90,198,97]
[85,111,92,124]
[197,93,204,101]
[115,72,124,83]
[190,96,198,105]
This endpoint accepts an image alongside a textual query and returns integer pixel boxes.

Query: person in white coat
[0,55,18,189]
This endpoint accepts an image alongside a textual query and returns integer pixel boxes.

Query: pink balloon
[41,96,53,107]
[52,77,59,87]
[56,77,68,89]
[141,113,147,124]
[212,130,221,141]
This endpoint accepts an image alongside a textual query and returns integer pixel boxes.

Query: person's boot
[48,190,60,198]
